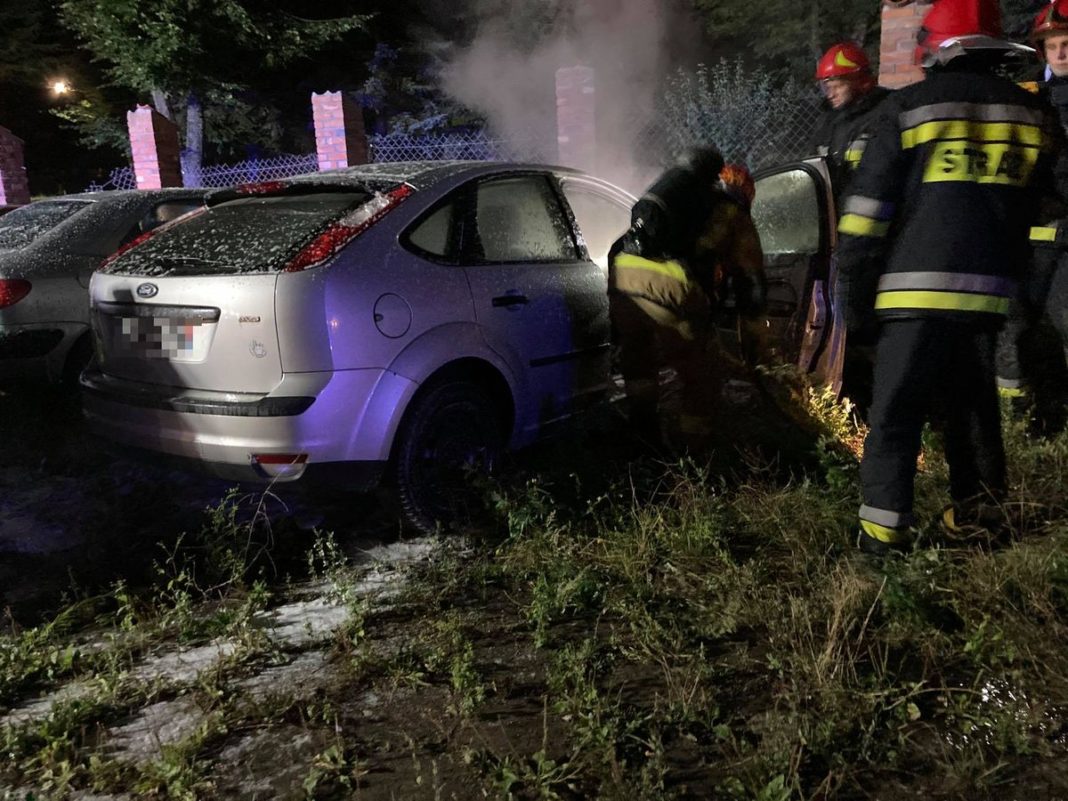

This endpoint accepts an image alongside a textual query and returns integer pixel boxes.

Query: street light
[49,79,72,96]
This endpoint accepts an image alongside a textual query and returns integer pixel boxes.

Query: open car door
[750,158,844,390]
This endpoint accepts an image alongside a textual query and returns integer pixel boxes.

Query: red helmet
[915,0,1033,67]
[720,164,755,208]
[815,42,871,80]
[1032,0,1068,46]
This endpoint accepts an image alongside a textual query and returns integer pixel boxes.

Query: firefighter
[995,0,1068,410]
[608,148,764,451]
[712,164,768,366]
[835,0,1058,554]
[811,42,892,196]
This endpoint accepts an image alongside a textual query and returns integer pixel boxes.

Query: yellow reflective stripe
[613,253,690,283]
[1030,226,1057,242]
[839,214,890,237]
[901,120,1047,149]
[875,290,1010,314]
[998,385,1027,398]
[860,519,909,544]
[845,148,864,166]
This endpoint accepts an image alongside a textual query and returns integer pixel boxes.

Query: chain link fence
[86,63,822,193]
[644,60,824,172]
[368,129,513,162]
[86,152,321,192]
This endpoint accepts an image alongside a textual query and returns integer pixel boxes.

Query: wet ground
[0,387,408,627]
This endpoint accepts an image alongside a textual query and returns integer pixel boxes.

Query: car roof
[253,160,594,193]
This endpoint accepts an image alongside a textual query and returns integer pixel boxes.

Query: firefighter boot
[856,520,911,558]
[941,501,1012,549]
[625,386,663,451]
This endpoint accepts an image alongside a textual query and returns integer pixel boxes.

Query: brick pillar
[311,91,369,171]
[126,105,183,189]
[879,0,934,89]
[0,126,30,205]
[556,66,597,171]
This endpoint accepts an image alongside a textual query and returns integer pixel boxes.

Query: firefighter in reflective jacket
[835,0,1059,553]
[811,42,892,196]
[995,0,1068,405]
[608,149,765,449]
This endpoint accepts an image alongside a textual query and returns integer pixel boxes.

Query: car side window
[751,169,821,255]
[470,176,578,263]
[406,197,461,260]
[558,181,631,268]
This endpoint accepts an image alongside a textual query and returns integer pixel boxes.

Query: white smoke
[438,0,698,192]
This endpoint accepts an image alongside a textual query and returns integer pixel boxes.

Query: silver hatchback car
[83,162,635,530]
[0,190,206,386]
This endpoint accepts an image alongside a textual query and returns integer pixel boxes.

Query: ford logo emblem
[136,283,159,299]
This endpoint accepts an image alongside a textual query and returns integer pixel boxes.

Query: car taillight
[252,452,309,480]
[282,184,414,273]
[0,278,31,309]
[99,206,208,269]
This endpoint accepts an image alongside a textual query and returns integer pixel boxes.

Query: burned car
[0,189,206,385]
[82,162,634,531]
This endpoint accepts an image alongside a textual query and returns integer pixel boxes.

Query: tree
[59,0,370,181]
[691,0,881,79]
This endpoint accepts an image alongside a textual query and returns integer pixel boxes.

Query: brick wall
[126,105,183,189]
[556,66,597,171]
[0,126,31,205]
[879,0,934,89]
[311,91,369,171]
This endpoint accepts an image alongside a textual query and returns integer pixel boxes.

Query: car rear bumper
[81,366,418,480]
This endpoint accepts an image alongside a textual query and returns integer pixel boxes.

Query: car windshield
[101,191,373,277]
[0,200,92,251]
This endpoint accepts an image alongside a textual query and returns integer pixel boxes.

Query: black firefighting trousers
[995,250,1068,392]
[859,319,1005,542]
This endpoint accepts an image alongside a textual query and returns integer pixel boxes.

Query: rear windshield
[101,192,372,276]
[0,200,91,251]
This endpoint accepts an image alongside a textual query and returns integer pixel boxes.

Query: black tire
[60,333,94,391]
[393,381,503,534]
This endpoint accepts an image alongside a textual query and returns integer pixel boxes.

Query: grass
[2,376,1067,798]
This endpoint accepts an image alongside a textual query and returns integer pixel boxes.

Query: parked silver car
[83,162,635,530]
[0,190,206,385]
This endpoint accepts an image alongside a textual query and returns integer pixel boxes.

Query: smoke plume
[439,0,697,191]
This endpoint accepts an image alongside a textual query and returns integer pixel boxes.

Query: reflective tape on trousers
[874,290,1010,314]
[876,271,1015,296]
[859,504,915,530]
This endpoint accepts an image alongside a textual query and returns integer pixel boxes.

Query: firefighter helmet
[1032,0,1068,45]
[679,146,725,182]
[916,0,1034,68]
[720,164,756,208]
[815,42,871,81]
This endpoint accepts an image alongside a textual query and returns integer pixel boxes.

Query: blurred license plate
[119,316,209,361]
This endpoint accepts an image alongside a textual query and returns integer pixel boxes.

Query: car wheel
[60,333,94,389]
[393,381,503,535]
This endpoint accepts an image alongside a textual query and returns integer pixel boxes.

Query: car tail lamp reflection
[282,184,414,273]
[252,452,309,480]
[234,180,287,195]
[0,278,31,308]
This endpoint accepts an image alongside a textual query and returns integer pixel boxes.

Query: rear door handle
[492,293,529,308]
